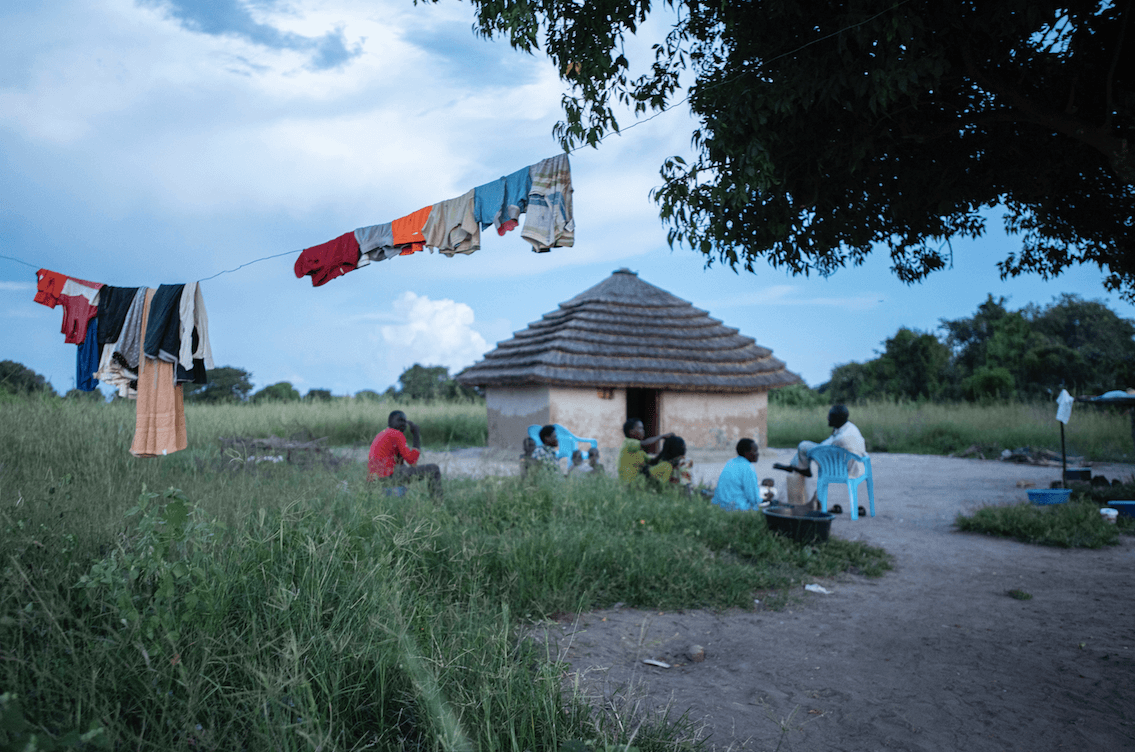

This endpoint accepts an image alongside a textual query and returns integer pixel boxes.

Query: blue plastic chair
[808,445,876,520]
[527,424,598,460]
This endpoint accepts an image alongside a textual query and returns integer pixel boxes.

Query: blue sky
[3,0,1133,396]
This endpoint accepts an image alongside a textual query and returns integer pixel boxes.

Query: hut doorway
[626,388,660,440]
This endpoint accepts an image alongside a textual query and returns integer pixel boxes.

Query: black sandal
[830,504,843,514]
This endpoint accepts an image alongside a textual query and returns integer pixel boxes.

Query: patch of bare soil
[530,451,1135,751]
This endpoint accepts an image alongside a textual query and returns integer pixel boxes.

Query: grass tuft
[955,489,1134,548]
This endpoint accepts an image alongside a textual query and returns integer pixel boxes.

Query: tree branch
[960,44,1132,181]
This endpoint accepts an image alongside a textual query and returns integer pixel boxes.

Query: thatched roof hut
[457,268,801,451]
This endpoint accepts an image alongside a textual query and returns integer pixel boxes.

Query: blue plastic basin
[1107,501,1135,518]
[1027,489,1072,505]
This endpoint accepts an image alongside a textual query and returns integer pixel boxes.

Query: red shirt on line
[367,428,420,480]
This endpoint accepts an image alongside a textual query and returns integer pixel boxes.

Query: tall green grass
[769,400,1133,461]
[189,397,487,447]
[1,397,888,750]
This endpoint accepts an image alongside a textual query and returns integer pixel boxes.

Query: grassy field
[769,401,1134,462]
[0,397,888,751]
[188,397,488,448]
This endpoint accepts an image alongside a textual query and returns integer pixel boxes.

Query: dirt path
[518,450,1135,751]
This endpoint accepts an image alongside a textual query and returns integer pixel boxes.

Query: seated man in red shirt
[367,410,442,498]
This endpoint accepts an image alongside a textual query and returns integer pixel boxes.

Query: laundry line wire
[1,247,300,285]
[0,252,39,270]
[197,249,299,282]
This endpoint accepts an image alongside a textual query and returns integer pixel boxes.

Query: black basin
[761,505,834,544]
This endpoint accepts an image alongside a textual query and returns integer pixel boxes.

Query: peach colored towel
[130,288,187,457]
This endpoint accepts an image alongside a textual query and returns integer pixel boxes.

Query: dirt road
[519,450,1135,751]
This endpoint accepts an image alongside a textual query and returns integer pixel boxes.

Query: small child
[568,446,605,478]
[588,447,605,475]
[519,436,538,478]
[567,449,593,476]
[760,477,776,506]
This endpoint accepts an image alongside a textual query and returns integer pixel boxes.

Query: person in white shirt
[773,405,867,513]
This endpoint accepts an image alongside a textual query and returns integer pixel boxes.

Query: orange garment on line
[391,205,432,255]
[34,269,69,308]
[130,288,187,458]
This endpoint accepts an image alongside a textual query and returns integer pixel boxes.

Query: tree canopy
[251,382,301,403]
[183,367,254,404]
[823,293,1135,401]
[458,0,1135,299]
[0,360,56,398]
[391,364,479,401]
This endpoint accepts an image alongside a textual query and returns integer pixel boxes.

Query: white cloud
[376,291,489,382]
[0,281,34,292]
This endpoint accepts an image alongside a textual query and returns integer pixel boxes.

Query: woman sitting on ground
[643,436,693,489]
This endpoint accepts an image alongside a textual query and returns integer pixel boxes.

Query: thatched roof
[457,268,801,393]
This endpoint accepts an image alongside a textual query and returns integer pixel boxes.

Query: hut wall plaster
[658,391,769,450]
[547,386,627,450]
[485,386,549,450]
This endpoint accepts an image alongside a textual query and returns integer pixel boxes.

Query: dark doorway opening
[626,388,660,448]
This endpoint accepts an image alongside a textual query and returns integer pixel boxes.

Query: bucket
[1100,508,1118,524]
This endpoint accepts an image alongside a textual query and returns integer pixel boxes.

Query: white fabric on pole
[1056,389,1074,424]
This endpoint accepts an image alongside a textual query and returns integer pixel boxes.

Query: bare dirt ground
[406,446,1135,752]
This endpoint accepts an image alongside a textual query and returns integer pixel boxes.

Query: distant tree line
[819,294,1135,403]
[180,363,478,404]
[1,361,479,405]
[381,364,480,402]
[0,360,56,399]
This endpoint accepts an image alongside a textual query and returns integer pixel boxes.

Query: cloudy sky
[3,0,1133,397]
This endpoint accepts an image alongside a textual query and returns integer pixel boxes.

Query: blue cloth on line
[76,316,100,392]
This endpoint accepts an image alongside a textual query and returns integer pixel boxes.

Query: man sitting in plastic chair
[773,404,867,515]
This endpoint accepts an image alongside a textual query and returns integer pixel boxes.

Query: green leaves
[455,0,1135,299]
[76,488,226,647]
[0,693,109,751]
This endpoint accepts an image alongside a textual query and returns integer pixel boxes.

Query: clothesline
[15,154,576,459]
[293,154,574,287]
[4,154,574,290]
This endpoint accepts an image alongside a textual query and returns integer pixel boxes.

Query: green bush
[955,495,1125,548]
[250,382,301,403]
[769,383,828,408]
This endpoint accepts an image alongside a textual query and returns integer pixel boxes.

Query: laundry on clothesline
[32,268,216,458]
[294,154,574,286]
[95,286,147,398]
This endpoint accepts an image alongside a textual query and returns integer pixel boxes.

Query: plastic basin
[761,506,834,544]
[1027,489,1072,505]
[1107,501,1135,518]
